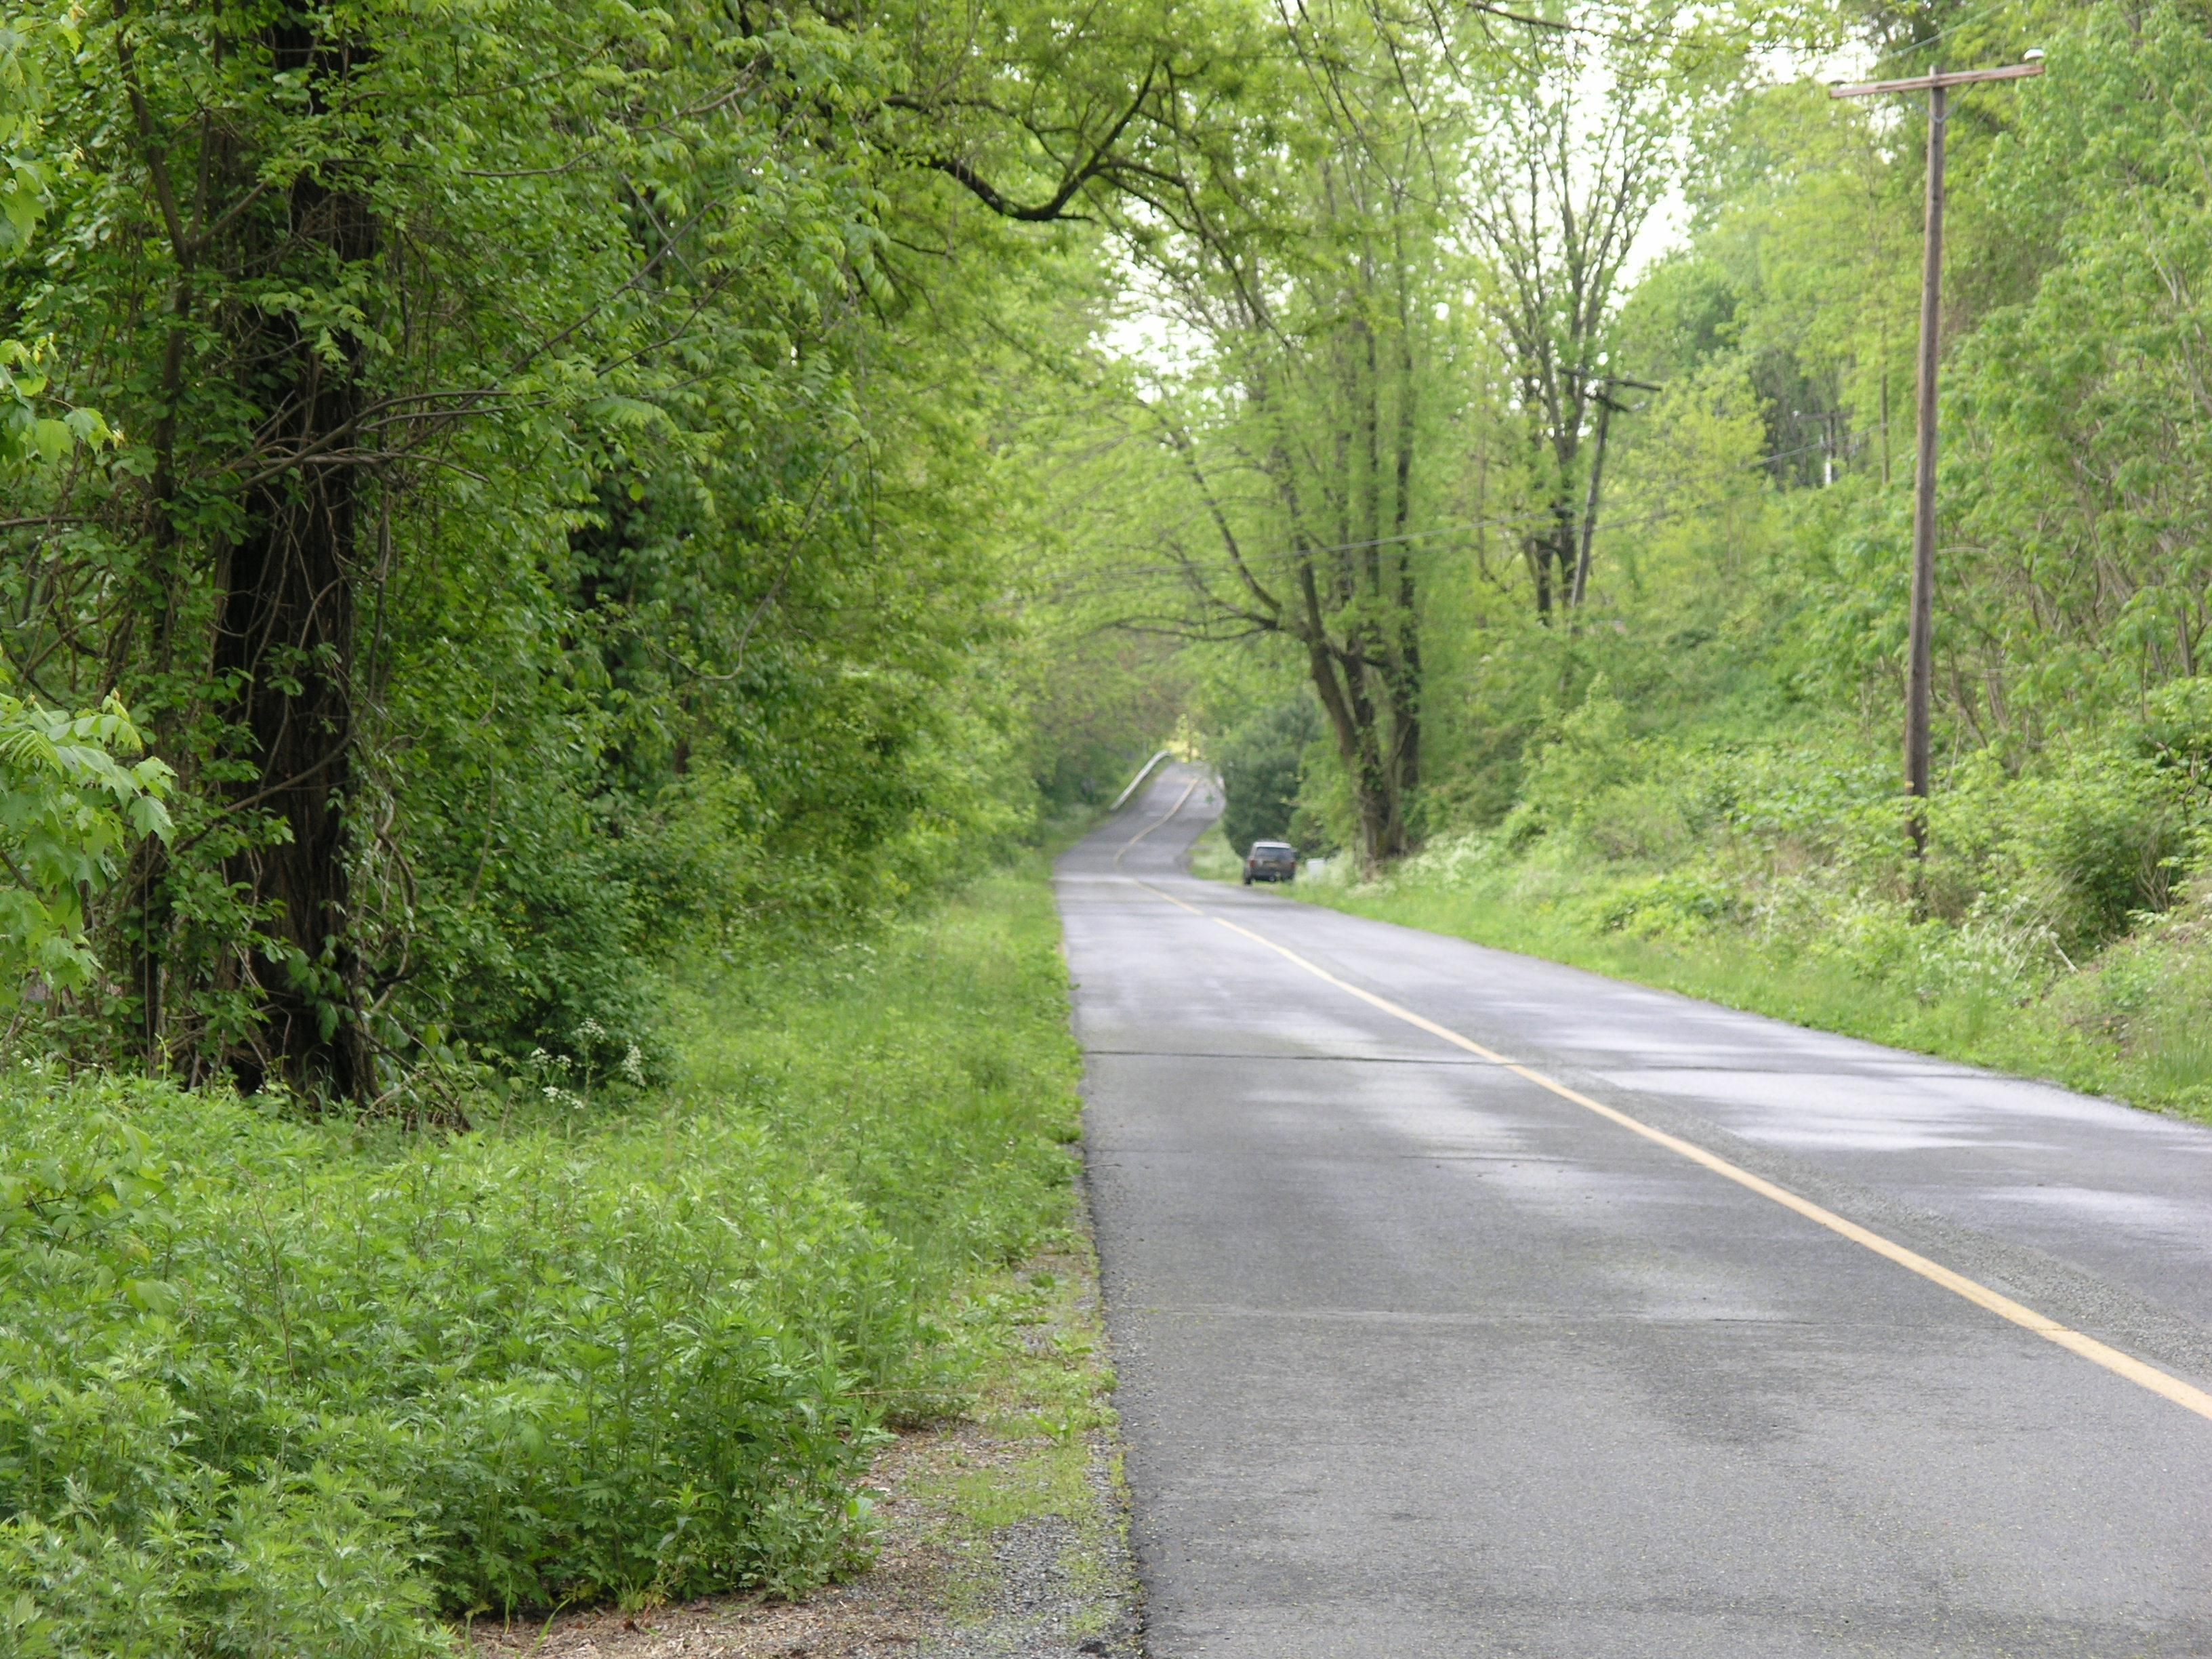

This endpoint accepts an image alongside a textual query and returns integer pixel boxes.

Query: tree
[24,0,892,1096]
[3,0,1156,1099]
[1086,0,1465,863]
[1218,698,1320,851]
[1451,1,1745,619]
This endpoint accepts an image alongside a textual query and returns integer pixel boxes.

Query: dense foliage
[14,0,2212,1643]
[1216,699,1316,853]
[1417,0,2212,1095]
[0,868,1082,1650]
[0,0,1176,1101]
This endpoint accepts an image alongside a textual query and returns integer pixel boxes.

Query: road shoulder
[463,1199,1139,1659]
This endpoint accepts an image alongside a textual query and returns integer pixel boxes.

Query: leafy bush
[2005,757,2187,952]
[1585,869,1748,939]
[0,867,1084,1652]
[0,692,171,1006]
[0,1073,884,1639]
[1216,699,1319,853]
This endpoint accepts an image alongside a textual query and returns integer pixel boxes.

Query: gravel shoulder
[462,1194,1140,1659]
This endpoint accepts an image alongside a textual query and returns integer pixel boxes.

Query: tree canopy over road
[12,0,2206,1103]
[11,0,2212,1647]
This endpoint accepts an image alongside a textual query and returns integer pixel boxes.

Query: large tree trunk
[1274,313,1423,872]
[1302,623,1412,868]
[212,122,375,1102]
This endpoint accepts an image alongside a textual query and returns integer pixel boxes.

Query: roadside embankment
[1191,815,2212,1126]
[0,857,1134,1656]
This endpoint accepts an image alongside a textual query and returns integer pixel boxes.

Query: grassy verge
[0,857,1102,1656]
[1279,855,2212,1125]
[901,1227,1132,1651]
[1184,823,1242,883]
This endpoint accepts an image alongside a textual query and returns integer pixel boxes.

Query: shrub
[0,692,171,1008]
[1216,699,1320,853]
[0,867,1084,1652]
[2015,757,2186,951]
[1585,869,1748,939]
[0,1078,882,1629]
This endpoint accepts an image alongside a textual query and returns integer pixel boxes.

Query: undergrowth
[0,863,1083,1656]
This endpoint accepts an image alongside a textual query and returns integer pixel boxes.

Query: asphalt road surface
[1057,764,2212,1659]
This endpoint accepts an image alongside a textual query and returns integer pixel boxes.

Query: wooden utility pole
[1831,56,2043,852]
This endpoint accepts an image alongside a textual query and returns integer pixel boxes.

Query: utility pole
[1568,373,1660,612]
[1831,54,2043,853]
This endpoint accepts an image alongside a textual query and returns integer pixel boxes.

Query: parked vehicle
[1243,840,1297,884]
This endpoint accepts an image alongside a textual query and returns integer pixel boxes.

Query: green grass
[1295,858,2212,1125]
[1183,825,1243,882]
[669,861,1085,1391]
[0,860,1088,1656]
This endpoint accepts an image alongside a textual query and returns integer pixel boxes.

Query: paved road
[1057,765,2212,1659]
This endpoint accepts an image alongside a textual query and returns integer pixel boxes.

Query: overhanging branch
[916,65,1158,222]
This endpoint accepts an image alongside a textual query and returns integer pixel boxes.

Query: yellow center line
[1114,774,1201,869]
[1132,877,2212,1426]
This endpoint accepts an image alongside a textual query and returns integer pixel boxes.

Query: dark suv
[1242,840,1297,884]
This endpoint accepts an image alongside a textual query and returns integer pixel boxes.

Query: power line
[1040,423,1858,597]
[1860,0,2020,73]
[1040,479,1800,602]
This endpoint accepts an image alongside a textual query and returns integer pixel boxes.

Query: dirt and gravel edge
[462,1176,1141,1659]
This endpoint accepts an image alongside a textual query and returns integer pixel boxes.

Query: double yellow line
[1131,871,2212,1427]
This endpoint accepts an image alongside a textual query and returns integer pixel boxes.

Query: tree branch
[918,64,1158,222]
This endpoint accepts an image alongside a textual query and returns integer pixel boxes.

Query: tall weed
[0,867,1084,1652]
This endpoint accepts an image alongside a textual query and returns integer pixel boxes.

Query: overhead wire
[1039,421,1854,601]
[1858,0,2022,73]
[1449,0,2030,85]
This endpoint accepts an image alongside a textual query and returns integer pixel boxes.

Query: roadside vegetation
[464,1223,1136,1658]
[1166,2,2212,1129]
[5,0,1170,1634]
[0,867,1089,1654]
[1285,689,2212,1122]
[10,0,2212,1643]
